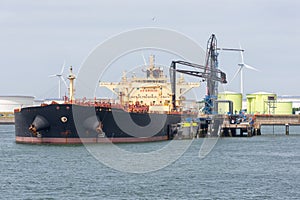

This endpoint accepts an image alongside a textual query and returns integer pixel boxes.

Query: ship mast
[149,55,155,78]
[67,66,76,102]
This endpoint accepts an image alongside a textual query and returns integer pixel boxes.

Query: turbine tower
[49,61,68,99]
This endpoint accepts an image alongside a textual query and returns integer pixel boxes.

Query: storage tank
[275,102,293,114]
[217,91,242,114]
[246,92,277,114]
[0,96,34,112]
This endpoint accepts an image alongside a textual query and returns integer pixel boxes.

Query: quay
[177,114,300,138]
[252,114,300,136]
[220,114,300,137]
[0,112,14,125]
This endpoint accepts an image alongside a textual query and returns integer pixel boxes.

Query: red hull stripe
[15,136,168,144]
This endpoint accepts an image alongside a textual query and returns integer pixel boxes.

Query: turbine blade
[60,60,66,75]
[229,66,242,84]
[49,74,57,78]
[60,77,68,88]
[244,64,260,71]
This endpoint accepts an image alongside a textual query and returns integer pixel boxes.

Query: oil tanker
[14,56,200,144]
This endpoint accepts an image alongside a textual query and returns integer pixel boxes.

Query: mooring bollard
[285,124,289,135]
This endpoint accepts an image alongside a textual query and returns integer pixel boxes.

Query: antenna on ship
[67,66,76,102]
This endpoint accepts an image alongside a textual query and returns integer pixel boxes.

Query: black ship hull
[14,104,182,144]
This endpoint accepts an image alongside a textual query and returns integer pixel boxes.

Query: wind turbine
[49,60,68,99]
[230,47,259,95]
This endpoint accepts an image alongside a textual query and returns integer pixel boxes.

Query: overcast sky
[1,0,299,99]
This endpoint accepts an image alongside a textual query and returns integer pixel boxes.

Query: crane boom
[170,34,228,114]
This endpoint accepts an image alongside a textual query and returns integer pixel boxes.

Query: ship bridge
[99,56,200,108]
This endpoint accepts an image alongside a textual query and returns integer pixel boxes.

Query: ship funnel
[29,115,50,134]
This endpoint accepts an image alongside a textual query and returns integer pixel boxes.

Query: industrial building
[217,92,298,115]
[246,92,293,114]
[277,95,300,108]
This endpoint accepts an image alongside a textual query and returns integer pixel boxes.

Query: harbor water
[0,125,299,199]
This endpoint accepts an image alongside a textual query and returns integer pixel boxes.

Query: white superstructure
[99,55,200,111]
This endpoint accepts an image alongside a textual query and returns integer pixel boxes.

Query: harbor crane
[170,34,243,114]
